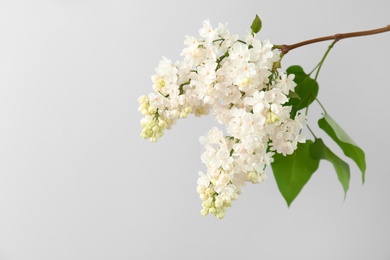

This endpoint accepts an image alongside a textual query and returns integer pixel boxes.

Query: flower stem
[316,98,328,114]
[306,124,317,139]
[312,40,337,80]
[279,24,390,54]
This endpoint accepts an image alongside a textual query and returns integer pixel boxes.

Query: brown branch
[280,24,390,54]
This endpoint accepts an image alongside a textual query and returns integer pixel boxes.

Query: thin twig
[280,24,390,54]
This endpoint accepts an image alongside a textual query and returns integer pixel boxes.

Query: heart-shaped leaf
[271,140,320,207]
[286,66,319,118]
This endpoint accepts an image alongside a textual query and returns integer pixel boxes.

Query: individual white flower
[249,39,274,63]
[199,19,217,41]
[218,184,237,203]
[275,73,297,94]
[214,82,242,106]
[215,22,231,39]
[216,60,235,85]
[241,112,266,135]
[199,127,225,146]
[155,57,178,83]
[241,135,266,155]
[211,23,239,52]
[235,62,257,90]
[270,131,294,155]
[226,107,246,138]
[243,90,268,114]
[181,39,207,66]
[197,61,217,85]
[229,42,250,62]
[264,88,288,104]
[213,106,233,126]
[293,113,307,130]
[247,171,266,184]
[147,92,169,110]
[215,173,232,190]
[254,64,272,85]
[183,35,200,49]
[214,148,234,171]
[197,171,210,187]
[177,60,192,84]
[244,33,255,45]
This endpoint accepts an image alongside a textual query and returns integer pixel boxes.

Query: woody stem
[278,24,390,54]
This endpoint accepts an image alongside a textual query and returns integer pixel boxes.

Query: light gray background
[0,1,389,259]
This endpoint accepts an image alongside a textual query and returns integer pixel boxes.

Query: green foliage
[318,114,366,183]
[288,90,301,100]
[250,15,262,35]
[255,19,366,209]
[271,140,320,207]
[310,138,350,198]
[271,85,366,205]
[286,66,319,117]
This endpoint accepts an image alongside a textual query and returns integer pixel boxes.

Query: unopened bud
[209,207,217,215]
[199,194,208,201]
[215,197,223,208]
[266,111,279,124]
[180,111,188,118]
[202,197,213,208]
[148,106,157,114]
[158,119,167,128]
[201,208,209,217]
[205,187,214,196]
[157,78,166,88]
[247,171,260,184]
[240,78,251,88]
[184,106,192,113]
[216,211,225,219]
[138,95,148,104]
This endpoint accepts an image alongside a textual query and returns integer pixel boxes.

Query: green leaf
[286,66,319,118]
[288,90,301,100]
[250,15,262,35]
[310,138,350,198]
[286,65,306,82]
[318,114,366,183]
[271,140,320,207]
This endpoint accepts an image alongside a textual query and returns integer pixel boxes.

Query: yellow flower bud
[148,106,157,114]
[209,207,217,214]
[184,106,192,113]
[266,111,279,124]
[157,78,166,88]
[201,208,209,217]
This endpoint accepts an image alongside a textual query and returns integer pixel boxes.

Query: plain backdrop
[0,1,390,259]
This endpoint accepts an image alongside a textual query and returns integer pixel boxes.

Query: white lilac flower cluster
[138,20,306,219]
